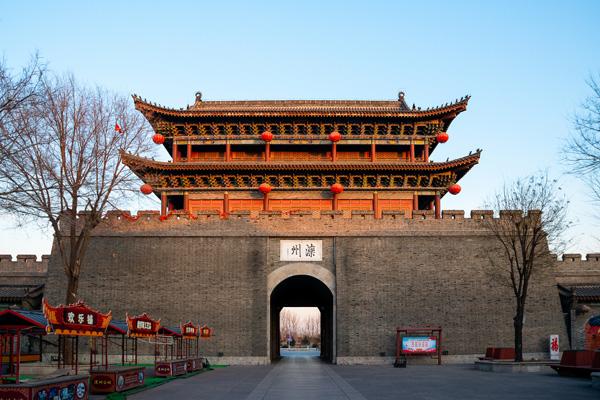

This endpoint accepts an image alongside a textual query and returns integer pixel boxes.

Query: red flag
[115,123,123,133]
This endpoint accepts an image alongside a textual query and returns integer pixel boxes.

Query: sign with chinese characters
[280,240,322,261]
[42,298,112,336]
[200,325,212,338]
[126,313,161,338]
[401,336,437,354]
[549,334,560,360]
[181,321,199,339]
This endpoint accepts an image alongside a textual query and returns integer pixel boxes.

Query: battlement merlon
[0,254,49,274]
[51,208,579,240]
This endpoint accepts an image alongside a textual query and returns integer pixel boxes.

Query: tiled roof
[0,285,43,300]
[108,320,128,335]
[573,285,600,299]
[132,95,470,118]
[0,309,47,331]
[121,151,481,173]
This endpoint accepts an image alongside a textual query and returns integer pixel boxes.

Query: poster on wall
[549,334,560,360]
[401,336,437,354]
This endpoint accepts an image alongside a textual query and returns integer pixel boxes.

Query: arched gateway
[268,264,335,362]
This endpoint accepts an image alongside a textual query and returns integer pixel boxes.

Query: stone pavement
[129,355,599,400]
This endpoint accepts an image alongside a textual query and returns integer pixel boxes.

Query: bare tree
[280,308,300,344]
[0,71,152,304]
[486,172,570,361]
[0,54,44,124]
[565,74,600,202]
[304,313,321,339]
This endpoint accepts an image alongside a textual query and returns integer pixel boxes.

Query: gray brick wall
[44,211,569,361]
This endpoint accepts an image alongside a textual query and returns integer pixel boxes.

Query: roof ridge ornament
[195,91,202,103]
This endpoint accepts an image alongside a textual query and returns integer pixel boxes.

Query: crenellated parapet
[0,254,49,274]
[555,253,600,286]
[59,209,548,238]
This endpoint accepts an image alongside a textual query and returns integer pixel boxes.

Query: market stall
[88,319,146,394]
[154,326,186,377]
[180,322,202,372]
[0,308,90,400]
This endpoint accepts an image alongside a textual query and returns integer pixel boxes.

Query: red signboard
[181,321,199,339]
[401,336,437,354]
[42,298,111,336]
[126,313,160,338]
[200,325,212,338]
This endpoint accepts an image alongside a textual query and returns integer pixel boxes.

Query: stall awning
[0,309,47,334]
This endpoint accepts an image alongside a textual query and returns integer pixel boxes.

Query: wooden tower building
[123,92,480,218]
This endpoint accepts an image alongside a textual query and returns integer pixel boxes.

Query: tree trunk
[65,275,79,305]
[514,310,524,362]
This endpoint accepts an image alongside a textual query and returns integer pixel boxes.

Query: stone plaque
[280,240,322,261]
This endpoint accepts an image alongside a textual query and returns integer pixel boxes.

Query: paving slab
[128,355,599,399]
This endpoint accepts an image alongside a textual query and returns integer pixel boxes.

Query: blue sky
[1,0,599,256]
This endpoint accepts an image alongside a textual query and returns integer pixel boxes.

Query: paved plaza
[127,354,598,400]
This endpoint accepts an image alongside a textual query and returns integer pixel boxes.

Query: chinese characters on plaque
[64,310,95,326]
[280,240,323,261]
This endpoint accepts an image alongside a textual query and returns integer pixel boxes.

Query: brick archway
[267,264,336,363]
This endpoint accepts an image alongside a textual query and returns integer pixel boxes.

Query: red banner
[200,325,212,338]
[126,313,160,338]
[43,298,111,336]
[181,321,199,339]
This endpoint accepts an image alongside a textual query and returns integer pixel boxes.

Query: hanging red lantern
[329,131,341,142]
[330,183,344,194]
[261,131,273,142]
[448,184,461,195]
[259,183,272,194]
[140,184,153,195]
[152,133,165,144]
[436,132,449,143]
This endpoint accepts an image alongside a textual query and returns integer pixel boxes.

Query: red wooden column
[259,183,271,211]
[434,192,441,219]
[225,142,231,161]
[371,140,376,162]
[412,192,418,212]
[424,141,429,162]
[172,142,178,162]
[187,142,192,162]
[160,192,167,216]
[183,192,190,213]
[223,192,230,217]
[261,131,273,161]
[372,192,380,218]
[409,139,415,162]
[329,131,341,162]
[330,183,343,211]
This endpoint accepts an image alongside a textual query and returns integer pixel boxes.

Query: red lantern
[436,132,449,143]
[140,184,153,195]
[261,131,273,142]
[448,184,461,195]
[152,133,165,144]
[329,131,341,142]
[259,183,272,194]
[330,183,344,194]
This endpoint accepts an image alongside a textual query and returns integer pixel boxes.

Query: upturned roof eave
[132,95,469,120]
[120,151,480,174]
